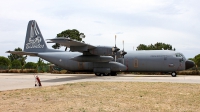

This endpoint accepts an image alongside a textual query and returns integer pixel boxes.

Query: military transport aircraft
[6,20,195,77]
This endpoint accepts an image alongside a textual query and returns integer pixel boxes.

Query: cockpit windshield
[175,53,186,62]
[175,53,182,57]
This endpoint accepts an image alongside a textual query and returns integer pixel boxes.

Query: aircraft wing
[47,37,96,52]
[6,51,38,56]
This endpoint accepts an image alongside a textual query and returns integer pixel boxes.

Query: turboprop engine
[89,46,115,56]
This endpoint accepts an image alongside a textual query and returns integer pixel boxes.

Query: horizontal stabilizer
[6,51,38,56]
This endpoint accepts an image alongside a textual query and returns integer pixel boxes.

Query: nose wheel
[171,72,177,77]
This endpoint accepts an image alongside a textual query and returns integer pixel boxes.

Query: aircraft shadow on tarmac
[42,75,95,82]
[117,75,172,77]
[0,73,39,76]
[42,74,173,82]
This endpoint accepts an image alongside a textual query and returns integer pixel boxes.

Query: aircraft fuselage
[7,20,195,77]
[38,50,186,73]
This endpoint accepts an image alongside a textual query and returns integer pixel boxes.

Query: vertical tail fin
[24,20,48,52]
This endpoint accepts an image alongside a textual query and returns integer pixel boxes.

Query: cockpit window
[175,53,182,57]
[180,53,186,60]
[175,53,186,62]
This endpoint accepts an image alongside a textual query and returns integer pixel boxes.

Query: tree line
[136,42,175,51]
[0,47,47,70]
[188,54,200,67]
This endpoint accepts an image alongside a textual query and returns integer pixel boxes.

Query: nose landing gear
[171,72,177,77]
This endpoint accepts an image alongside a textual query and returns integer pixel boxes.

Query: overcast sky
[0,0,200,62]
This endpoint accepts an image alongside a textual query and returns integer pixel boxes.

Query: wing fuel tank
[94,68,110,73]
[71,55,113,62]
[93,62,127,72]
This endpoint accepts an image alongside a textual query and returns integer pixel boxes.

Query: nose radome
[185,60,195,70]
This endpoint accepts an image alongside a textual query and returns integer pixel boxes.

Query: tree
[52,29,85,49]
[136,44,148,50]
[11,60,21,69]
[37,58,44,67]
[0,56,10,69]
[8,47,27,67]
[137,42,175,50]
[188,55,200,73]
[37,58,46,72]
[188,54,200,68]
[188,58,194,61]
[194,54,200,67]
[24,62,37,69]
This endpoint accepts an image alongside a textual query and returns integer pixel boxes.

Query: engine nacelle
[89,46,113,56]
[93,68,110,73]
[89,46,124,58]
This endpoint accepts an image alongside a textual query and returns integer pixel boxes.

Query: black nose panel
[185,60,195,70]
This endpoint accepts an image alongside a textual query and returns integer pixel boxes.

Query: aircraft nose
[185,60,195,70]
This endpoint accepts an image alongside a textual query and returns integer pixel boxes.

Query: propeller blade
[112,35,120,62]
[115,35,116,62]
[115,35,116,47]
[123,40,124,51]
[121,40,127,64]
[65,47,67,51]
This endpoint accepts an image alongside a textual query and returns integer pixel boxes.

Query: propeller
[120,40,127,64]
[65,47,67,51]
[112,35,120,62]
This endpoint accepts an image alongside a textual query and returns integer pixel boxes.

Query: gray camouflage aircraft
[6,20,195,77]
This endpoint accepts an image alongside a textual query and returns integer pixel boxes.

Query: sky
[0,0,200,62]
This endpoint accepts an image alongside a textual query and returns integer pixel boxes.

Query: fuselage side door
[78,62,84,70]
[134,58,138,68]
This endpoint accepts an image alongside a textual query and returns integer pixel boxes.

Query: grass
[0,82,200,112]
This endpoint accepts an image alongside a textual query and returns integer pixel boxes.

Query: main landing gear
[95,72,117,76]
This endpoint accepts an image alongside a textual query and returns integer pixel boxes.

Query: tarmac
[0,73,200,91]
